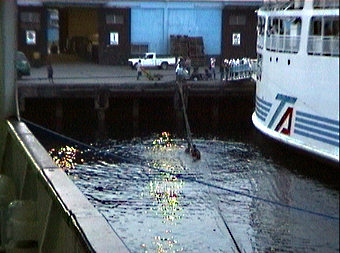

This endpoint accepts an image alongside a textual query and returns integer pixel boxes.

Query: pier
[18,64,255,138]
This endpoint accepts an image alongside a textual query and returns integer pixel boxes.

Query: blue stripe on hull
[296,111,339,126]
[295,123,339,141]
[295,110,339,146]
[255,96,272,122]
[294,129,339,147]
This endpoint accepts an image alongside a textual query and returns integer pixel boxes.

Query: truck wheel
[161,62,168,70]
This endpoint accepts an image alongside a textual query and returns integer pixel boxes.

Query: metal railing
[257,35,265,49]
[307,36,339,56]
[266,35,301,53]
[261,0,304,10]
[225,60,256,81]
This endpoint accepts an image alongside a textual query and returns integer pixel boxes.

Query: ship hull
[252,53,339,163]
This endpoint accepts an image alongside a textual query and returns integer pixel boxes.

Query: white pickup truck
[128,52,176,70]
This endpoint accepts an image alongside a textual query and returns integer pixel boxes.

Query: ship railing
[313,0,339,9]
[266,34,300,53]
[257,35,265,49]
[261,0,304,10]
[307,36,339,56]
[225,59,255,81]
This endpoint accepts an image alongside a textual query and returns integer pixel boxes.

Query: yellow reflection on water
[48,145,83,170]
[145,132,185,252]
[152,132,176,150]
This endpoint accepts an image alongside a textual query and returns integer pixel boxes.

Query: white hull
[252,112,339,163]
[252,1,339,163]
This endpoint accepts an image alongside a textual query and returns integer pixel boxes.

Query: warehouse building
[17,0,262,66]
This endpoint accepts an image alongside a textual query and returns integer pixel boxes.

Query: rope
[22,119,129,164]
[23,118,339,222]
[176,81,193,148]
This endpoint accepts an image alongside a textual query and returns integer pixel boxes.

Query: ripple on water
[68,137,339,252]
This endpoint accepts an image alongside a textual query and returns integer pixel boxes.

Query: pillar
[95,94,109,139]
[174,89,184,137]
[132,98,139,137]
[212,100,219,133]
[55,99,63,132]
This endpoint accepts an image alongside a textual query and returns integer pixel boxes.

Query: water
[65,136,339,253]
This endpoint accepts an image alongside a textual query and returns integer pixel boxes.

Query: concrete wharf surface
[17,62,176,85]
[17,63,255,98]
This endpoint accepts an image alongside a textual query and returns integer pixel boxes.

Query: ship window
[257,16,266,35]
[256,53,262,81]
[266,17,301,53]
[257,16,266,49]
[313,0,339,9]
[308,16,339,56]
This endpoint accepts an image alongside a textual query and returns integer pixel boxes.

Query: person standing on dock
[185,57,192,76]
[136,60,142,80]
[47,61,54,84]
[220,59,225,81]
[210,57,216,80]
[224,58,230,81]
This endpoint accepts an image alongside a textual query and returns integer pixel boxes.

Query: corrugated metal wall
[131,8,165,53]
[167,8,222,55]
[113,1,223,55]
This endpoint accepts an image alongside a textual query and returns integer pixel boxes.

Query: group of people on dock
[220,57,253,81]
[44,56,253,83]
[175,56,192,81]
[175,56,253,82]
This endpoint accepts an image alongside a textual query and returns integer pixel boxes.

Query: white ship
[252,0,339,163]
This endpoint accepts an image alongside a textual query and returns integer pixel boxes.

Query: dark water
[64,135,339,253]
[25,94,339,252]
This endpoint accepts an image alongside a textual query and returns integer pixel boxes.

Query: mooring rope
[22,118,339,222]
[176,81,194,149]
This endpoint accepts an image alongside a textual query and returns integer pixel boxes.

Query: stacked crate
[170,35,206,66]
[170,35,188,57]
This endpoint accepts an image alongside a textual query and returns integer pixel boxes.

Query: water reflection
[146,133,184,252]
[49,145,83,170]
[65,133,339,253]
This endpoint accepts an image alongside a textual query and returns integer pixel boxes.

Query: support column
[174,89,184,137]
[0,0,17,119]
[18,97,25,113]
[95,94,109,139]
[212,100,219,133]
[55,100,63,132]
[132,98,139,137]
